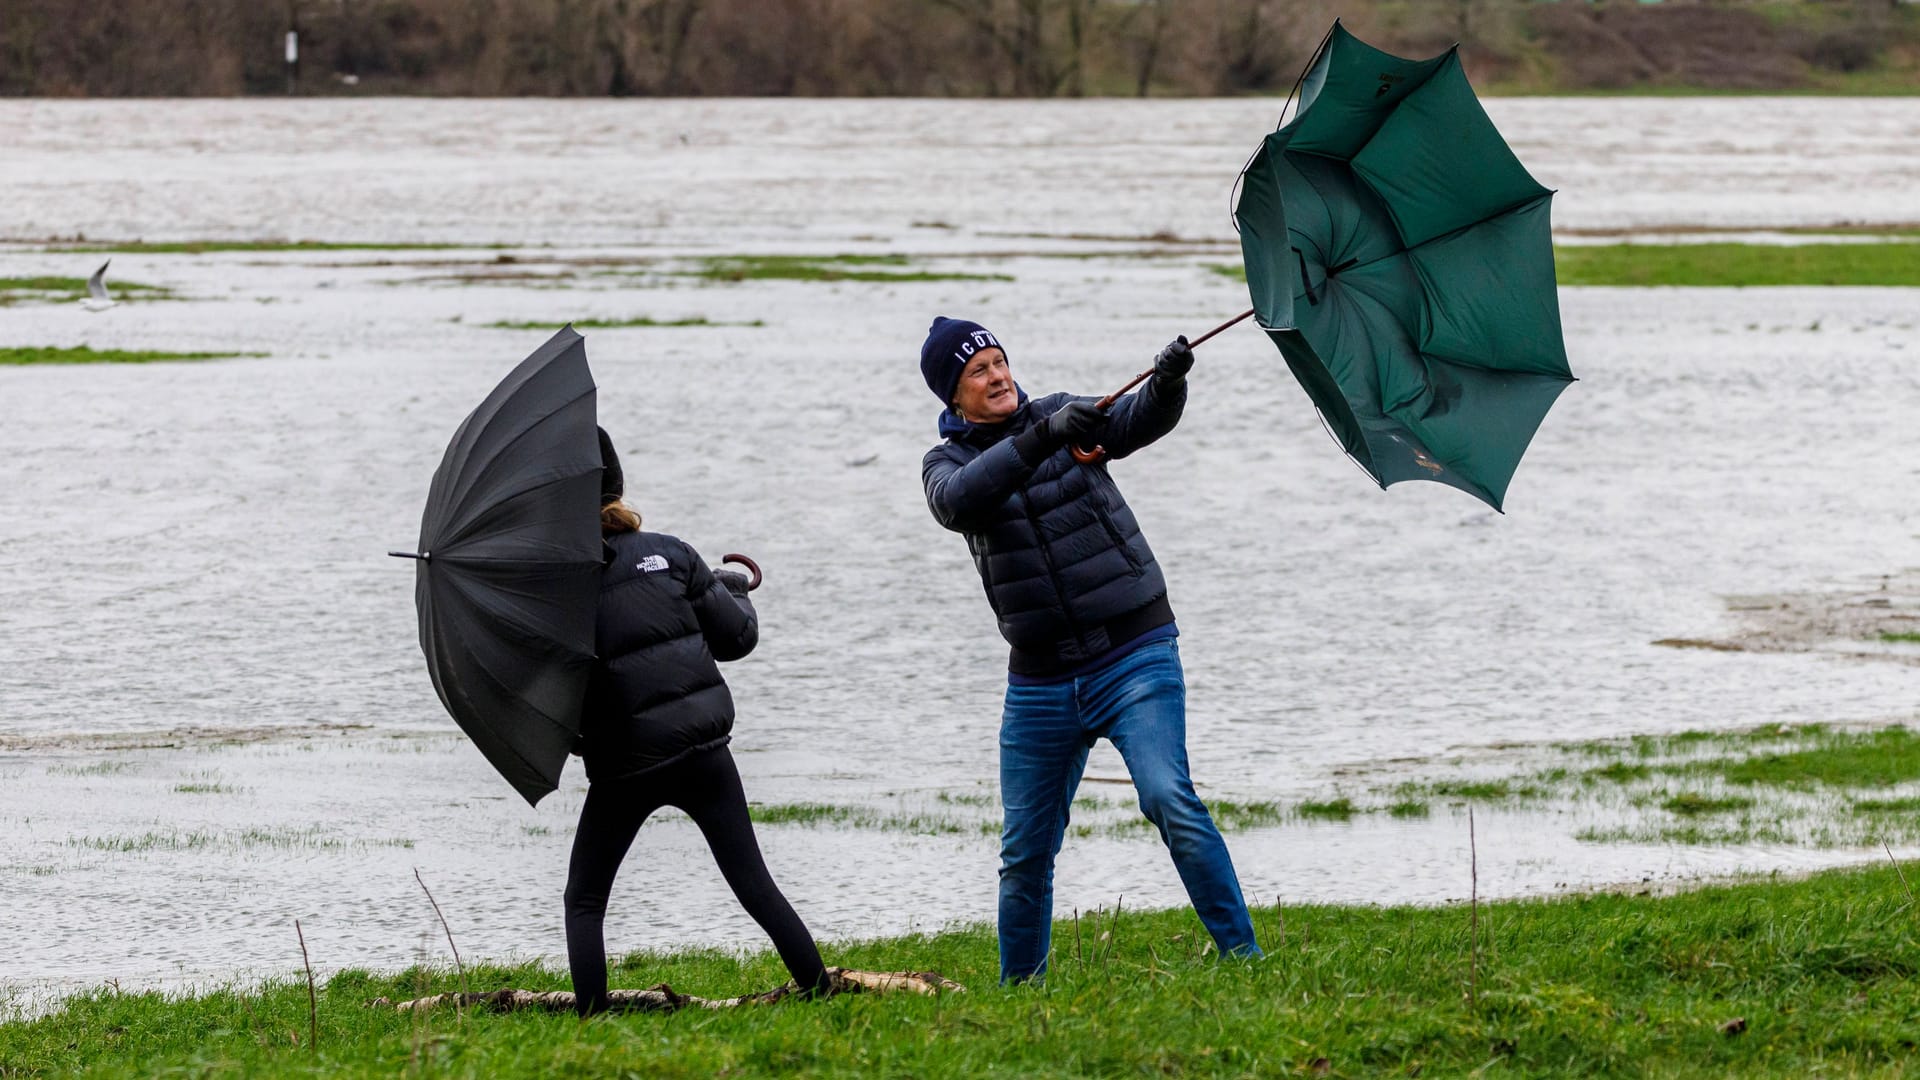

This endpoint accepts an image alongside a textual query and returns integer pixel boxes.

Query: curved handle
[721,552,762,591]
[1071,443,1106,464]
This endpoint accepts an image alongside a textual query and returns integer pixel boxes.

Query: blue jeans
[997,640,1259,981]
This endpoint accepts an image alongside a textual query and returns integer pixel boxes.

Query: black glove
[1154,335,1194,381]
[1041,400,1109,446]
[715,570,751,595]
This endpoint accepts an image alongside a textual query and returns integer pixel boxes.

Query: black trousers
[563,745,828,1015]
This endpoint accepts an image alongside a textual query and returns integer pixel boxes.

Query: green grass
[484,316,764,330]
[1693,727,1920,790]
[0,346,261,365]
[1209,799,1287,830]
[1660,793,1756,817]
[1386,799,1430,819]
[688,254,1013,284]
[69,828,411,853]
[12,865,1920,1077]
[171,783,242,795]
[1881,632,1920,644]
[1554,243,1920,287]
[1409,779,1548,803]
[1293,797,1356,822]
[0,276,172,304]
[747,803,975,837]
[1209,242,1920,288]
[36,241,511,255]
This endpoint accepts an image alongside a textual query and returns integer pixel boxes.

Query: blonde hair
[601,499,642,535]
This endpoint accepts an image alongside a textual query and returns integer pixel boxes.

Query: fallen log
[369,966,964,1014]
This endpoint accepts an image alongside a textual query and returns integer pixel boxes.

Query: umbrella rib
[443,381,599,516]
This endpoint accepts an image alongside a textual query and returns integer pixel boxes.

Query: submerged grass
[1375,724,1920,848]
[0,276,172,304]
[0,346,262,365]
[1882,632,1920,644]
[37,241,511,255]
[687,254,1012,284]
[11,865,1920,1077]
[69,828,411,853]
[1209,242,1920,288]
[484,316,764,330]
[1554,243,1920,287]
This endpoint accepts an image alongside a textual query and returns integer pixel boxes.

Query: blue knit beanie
[920,316,1005,406]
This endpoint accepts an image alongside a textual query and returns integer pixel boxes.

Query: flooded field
[2,98,1918,1012]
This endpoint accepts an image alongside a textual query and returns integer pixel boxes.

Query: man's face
[951,347,1018,424]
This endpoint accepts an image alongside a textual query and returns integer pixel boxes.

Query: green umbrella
[1234,22,1574,511]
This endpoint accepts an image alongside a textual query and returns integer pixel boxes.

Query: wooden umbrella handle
[721,553,762,591]
[1070,308,1256,465]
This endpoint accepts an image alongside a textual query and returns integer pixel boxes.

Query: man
[918,316,1260,982]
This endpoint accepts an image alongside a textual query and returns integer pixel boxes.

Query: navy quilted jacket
[578,530,755,782]
[921,376,1184,677]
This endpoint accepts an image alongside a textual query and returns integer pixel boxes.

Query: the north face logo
[637,555,669,573]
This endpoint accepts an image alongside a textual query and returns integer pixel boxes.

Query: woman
[564,428,829,1015]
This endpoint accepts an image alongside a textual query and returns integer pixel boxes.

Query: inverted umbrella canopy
[401,327,604,805]
[1235,22,1574,511]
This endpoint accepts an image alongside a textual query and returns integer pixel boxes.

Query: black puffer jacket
[578,530,756,783]
[922,377,1184,677]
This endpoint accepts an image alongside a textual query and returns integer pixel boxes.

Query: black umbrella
[391,327,604,806]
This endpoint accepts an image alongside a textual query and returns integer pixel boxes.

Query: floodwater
[2,98,1919,1012]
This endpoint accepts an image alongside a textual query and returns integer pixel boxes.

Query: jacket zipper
[1022,491,1083,648]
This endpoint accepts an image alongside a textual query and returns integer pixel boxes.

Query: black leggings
[563,745,828,1015]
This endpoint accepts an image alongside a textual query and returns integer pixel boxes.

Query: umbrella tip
[388,550,431,561]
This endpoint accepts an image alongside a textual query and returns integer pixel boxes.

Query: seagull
[81,260,116,313]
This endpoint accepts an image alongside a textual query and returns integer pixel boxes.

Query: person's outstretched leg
[998,679,1091,983]
[1093,641,1260,958]
[564,782,658,1016]
[676,747,830,995]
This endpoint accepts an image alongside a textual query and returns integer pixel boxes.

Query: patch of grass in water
[171,783,242,795]
[47,760,134,777]
[1556,243,1920,287]
[1881,632,1920,644]
[1851,796,1920,815]
[1209,800,1285,830]
[39,241,512,255]
[0,277,173,305]
[1692,726,1920,790]
[1386,799,1430,819]
[1414,779,1547,802]
[748,803,971,836]
[688,255,1012,284]
[1294,797,1355,822]
[1660,793,1756,817]
[1211,244,1920,288]
[484,316,763,330]
[71,828,410,852]
[935,791,995,808]
[1,346,262,366]
[1587,761,1653,784]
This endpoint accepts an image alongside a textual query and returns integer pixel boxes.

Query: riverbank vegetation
[4,1,1915,99]
[7,863,1920,1077]
[0,346,260,365]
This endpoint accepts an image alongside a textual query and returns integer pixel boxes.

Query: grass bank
[8,864,1920,1077]
[0,346,261,365]
[1553,243,1920,287]
[1209,241,1920,289]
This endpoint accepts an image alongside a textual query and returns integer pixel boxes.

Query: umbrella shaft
[1096,308,1258,407]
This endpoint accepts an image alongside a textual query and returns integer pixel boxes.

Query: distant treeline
[3,0,1914,97]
